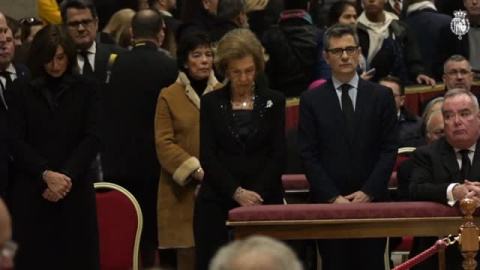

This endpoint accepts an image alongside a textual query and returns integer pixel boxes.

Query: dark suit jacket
[198,83,286,203]
[409,138,480,203]
[0,63,30,196]
[100,41,178,181]
[433,23,470,80]
[405,8,451,78]
[299,78,398,203]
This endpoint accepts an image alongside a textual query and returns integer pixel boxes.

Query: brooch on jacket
[266,100,273,108]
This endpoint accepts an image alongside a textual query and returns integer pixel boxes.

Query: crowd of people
[0,0,479,269]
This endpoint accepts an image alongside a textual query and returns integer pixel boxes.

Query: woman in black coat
[7,25,100,269]
[193,29,286,270]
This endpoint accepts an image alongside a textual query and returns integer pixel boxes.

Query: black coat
[7,74,100,270]
[263,16,321,97]
[410,137,480,203]
[299,78,398,202]
[198,83,286,203]
[408,138,480,270]
[433,23,470,80]
[101,42,178,181]
[405,8,451,78]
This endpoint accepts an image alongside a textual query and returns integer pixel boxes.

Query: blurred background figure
[7,24,100,270]
[315,1,371,81]
[209,0,249,42]
[102,8,136,48]
[149,0,180,57]
[5,16,21,46]
[262,0,321,98]
[37,0,62,24]
[210,236,303,270]
[194,29,286,270]
[155,29,221,270]
[19,17,43,43]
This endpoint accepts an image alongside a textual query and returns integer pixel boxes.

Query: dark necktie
[0,71,12,88]
[459,149,471,180]
[341,84,354,143]
[80,51,93,75]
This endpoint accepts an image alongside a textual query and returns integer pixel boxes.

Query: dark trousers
[193,197,235,270]
[317,238,387,270]
[107,177,159,267]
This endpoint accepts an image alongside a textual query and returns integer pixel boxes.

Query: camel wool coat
[155,72,221,247]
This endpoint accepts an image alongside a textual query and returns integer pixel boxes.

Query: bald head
[131,9,164,40]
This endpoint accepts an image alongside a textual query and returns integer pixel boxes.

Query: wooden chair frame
[94,182,143,270]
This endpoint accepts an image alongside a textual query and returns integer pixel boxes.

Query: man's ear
[323,51,330,65]
[400,95,405,107]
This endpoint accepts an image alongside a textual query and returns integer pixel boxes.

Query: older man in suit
[409,88,480,269]
[299,24,398,270]
[0,13,9,198]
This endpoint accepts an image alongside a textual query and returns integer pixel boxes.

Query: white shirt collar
[332,73,359,90]
[5,64,16,75]
[454,143,477,153]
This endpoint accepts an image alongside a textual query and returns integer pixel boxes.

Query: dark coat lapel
[353,79,370,145]
[441,139,462,183]
[217,87,242,145]
[468,140,480,181]
[95,43,110,83]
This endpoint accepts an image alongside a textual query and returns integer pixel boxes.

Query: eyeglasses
[326,46,358,57]
[66,19,94,29]
[445,69,471,77]
[19,17,43,25]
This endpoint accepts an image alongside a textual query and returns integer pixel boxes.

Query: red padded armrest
[228,202,479,222]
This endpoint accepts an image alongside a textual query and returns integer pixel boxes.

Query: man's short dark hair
[131,9,164,40]
[323,24,359,51]
[5,16,20,35]
[284,0,309,10]
[217,0,246,21]
[380,75,404,96]
[443,54,472,74]
[61,0,98,22]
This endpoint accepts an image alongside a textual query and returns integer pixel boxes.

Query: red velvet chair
[95,182,143,270]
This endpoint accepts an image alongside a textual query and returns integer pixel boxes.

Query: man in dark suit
[0,13,9,198]
[299,24,398,270]
[0,18,29,198]
[409,88,480,269]
[101,9,178,268]
[61,0,125,85]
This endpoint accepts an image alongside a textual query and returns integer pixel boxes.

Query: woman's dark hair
[27,24,76,81]
[328,1,356,26]
[176,27,211,73]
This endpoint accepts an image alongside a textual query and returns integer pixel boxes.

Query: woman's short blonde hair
[102,9,135,48]
[214,29,267,77]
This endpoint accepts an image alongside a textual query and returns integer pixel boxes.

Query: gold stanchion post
[459,198,479,270]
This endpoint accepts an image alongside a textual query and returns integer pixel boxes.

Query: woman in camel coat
[154,30,222,270]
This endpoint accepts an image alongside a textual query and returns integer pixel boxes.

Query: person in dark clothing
[100,9,178,268]
[194,29,286,270]
[262,0,321,97]
[405,0,451,78]
[7,24,100,270]
[380,75,425,147]
[209,0,248,42]
[356,0,435,85]
[0,13,9,200]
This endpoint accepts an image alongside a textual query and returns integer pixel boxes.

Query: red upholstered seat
[228,202,477,222]
[282,174,310,191]
[95,182,143,270]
